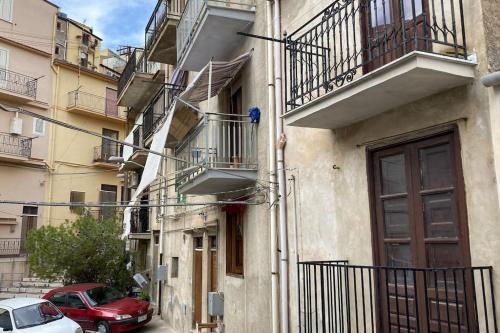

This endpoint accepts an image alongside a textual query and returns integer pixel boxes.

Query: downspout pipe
[273,1,290,332]
[481,71,500,87]
[266,1,279,333]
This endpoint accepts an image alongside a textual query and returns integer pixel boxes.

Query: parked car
[43,283,152,333]
[0,298,82,333]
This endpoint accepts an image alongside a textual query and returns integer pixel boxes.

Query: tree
[27,215,133,291]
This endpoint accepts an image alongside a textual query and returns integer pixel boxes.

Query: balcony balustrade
[67,90,125,122]
[175,113,258,195]
[0,68,37,100]
[0,133,32,159]
[93,142,121,166]
[0,238,26,257]
[284,0,475,129]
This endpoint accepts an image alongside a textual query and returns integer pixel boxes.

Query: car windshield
[84,286,125,306]
[13,302,63,329]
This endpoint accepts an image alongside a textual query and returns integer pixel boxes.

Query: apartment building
[47,14,127,224]
[0,0,57,281]
[121,0,500,332]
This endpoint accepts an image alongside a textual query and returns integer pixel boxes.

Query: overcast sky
[51,0,156,51]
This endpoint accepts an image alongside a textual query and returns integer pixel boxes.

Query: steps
[0,277,63,299]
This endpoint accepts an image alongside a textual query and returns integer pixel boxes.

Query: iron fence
[145,0,186,54]
[118,48,162,98]
[0,68,37,99]
[285,0,468,112]
[0,132,32,158]
[298,261,497,332]
[93,143,121,163]
[175,112,258,188]
[0,238,26,257]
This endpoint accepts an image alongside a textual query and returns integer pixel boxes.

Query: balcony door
[105,88,118,117]
[370,130,472,332]
[102,128,119,161]
[362,0,429,72]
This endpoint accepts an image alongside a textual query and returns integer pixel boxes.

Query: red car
[43,283,152,333]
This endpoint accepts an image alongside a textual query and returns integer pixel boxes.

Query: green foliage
[27,215,133,291]
[138,292,151,302]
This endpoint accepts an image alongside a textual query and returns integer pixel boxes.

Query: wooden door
[193,238,203,327]
[209,236,217,323]
[362,0,429,73]
[105,88,118,116]
[370,130,471,332]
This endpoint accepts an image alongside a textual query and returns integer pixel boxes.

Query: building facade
[0,0,57,283]
[121,0,500,332]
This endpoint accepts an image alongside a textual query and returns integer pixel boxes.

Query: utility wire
[0,200,265,208]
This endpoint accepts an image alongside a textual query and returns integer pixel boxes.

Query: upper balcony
[0,132,32,163]
[67,90,126,123]
[175,113,258,195]
[129,207,150,240]
[0,68,38,103]
[117,49,164,116]
[121,126,148,171]
[145,0,186,65]
[283,0,475,129]
[176,0,256,71]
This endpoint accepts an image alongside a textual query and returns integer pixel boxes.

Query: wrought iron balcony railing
[0,238,26,257]
[118,49,162,97]
[175,113,258,188]
[145,0,186,54]
[67,90,123,119]
[0,132,32,158]
[133,126,143,153]
[130,207,149,233]
[297,261,497,332]
[93,143,121,163]
[285,0,468,112]
[143,84,185,139]
[0,68,37,99]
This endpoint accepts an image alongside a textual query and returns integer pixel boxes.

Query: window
[226,211,244,275]
[22,206,37,216]
[56,21,61,31]
[66,293,86,309]
[171,257,179,278]
[55,46,59,55]
[69,191,85,214]
[0,308,12,331]
[0,0,13,22]
[33,118,45,136]
[48,292,66,307]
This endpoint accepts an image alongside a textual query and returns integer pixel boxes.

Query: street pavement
[132,316,168,332]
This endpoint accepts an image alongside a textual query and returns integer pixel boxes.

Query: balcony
[297,261,497,332]
[176,0,256,71]
[117,48,164,115]
[145,0,186,64]
[283,0,475,129]
[0,238,26,257]
[0,133,32,163]
[67,90,126,123]
[175,113,258,195]
[129,207,150,240]
[93,143,121,169]
[0,68,37,102]
[122,126,147,171]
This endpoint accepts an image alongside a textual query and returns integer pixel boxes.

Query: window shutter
[33,118,45,136]
[0,0,13,22]
[70,191,85,213]
[0,48,8,69]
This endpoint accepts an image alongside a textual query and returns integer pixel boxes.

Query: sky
[51,0,157,51]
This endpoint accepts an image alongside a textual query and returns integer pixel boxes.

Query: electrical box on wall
[208,292,224,316]
[10,117,22,135]
[157,265,167,282]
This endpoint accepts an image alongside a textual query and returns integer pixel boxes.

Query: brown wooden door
[105,88,118,116]
[209,236,217,323]
[193,238,203,327]
[370,131,471,332]
[362,0,429,73]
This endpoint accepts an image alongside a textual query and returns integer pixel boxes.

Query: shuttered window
[69,191,85,214]
[0,0,13,22]
[226,211,244,276]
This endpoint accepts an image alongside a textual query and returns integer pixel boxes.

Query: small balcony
[145,0,186,65]
[297,261,497,332]
[0,132,32,162]
[93,143,121,169]
[0,238,27,257]
[122,126,147,171]
[284,0,475,129]
[117,49,164,115]
[176,0,256,71]
[129,207,150,240]
[0,68,37,102]
[175,113,258,195]
[67,90,126,123]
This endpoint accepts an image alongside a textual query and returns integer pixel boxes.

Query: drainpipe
[266,1,279,333]
[273,1,289,332]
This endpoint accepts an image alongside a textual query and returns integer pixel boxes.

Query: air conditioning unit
[10,117,22,135]
[128,172,139,189]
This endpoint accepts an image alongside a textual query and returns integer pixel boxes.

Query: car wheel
[96,321,111,333]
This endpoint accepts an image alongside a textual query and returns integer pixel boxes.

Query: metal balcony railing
[176,0,255,64]
[118,49,162,97]
[133,126,143,153]
[285,0,468,112]
[0,238,26,257]
[175,113,258,188]
[93,143,121,163]
[143,84,185,139]
[297,261,497,332]
[0,132,32,158]
[67,90,122,118]
[145,0,186,54]
[130,207,149,233]
[0,68,37,99]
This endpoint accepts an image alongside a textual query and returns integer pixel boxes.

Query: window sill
[226,273,244,279]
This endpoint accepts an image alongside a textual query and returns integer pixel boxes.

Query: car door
[63,293,94,331]
[0,307,13,332]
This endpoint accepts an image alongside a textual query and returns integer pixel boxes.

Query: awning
[179,51,253,105]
